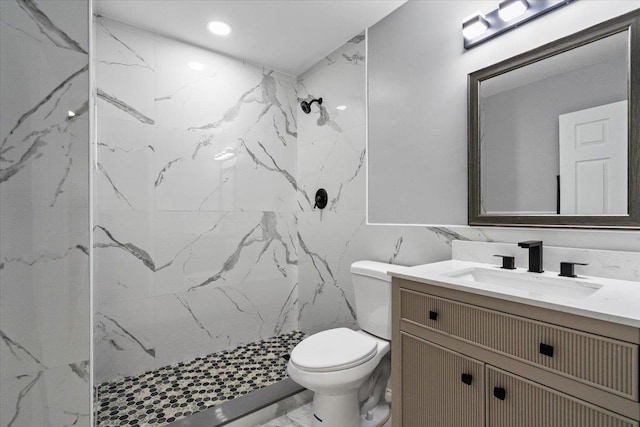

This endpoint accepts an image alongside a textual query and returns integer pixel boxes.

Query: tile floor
[95,331,305,426]
[257,403,392,427]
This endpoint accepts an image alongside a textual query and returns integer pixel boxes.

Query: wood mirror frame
[468,10,640,229]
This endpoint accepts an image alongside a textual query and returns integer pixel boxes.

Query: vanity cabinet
[486,366,636,427]
[401,333,484,427]
[392,278,640,427]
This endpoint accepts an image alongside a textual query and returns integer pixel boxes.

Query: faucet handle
[494,255,516,270]
[559,262,588,278]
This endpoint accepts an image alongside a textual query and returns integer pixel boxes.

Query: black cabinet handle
[461,373,473,385]
[493,387,506,400]
[539,343,554,357]
[429,311,438,321]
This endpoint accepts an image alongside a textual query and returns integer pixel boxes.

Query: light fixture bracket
[464,0,576,50]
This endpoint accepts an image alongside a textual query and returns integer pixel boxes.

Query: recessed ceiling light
[207,20,232,36]
[336,105,347,111]
[188,61,205,71]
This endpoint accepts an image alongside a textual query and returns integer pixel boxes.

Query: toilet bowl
[287,261,395,427]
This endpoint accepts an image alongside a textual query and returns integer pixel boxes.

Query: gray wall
[367,0,640,225]
[482,59,627,214]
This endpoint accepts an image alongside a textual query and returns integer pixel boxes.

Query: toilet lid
[290,328,378,372]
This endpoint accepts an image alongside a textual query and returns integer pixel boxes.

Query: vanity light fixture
[206,20,232,36]
[498,0,529,22]
[463,0,576,49]
[462,12,489,40]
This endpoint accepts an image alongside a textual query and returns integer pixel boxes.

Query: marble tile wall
[0,0,91,425]
[296,34,468,334]
[93,17,299,384]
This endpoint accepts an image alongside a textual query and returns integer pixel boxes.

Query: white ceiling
[94,0,406,76]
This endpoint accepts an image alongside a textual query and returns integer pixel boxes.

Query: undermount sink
[444,267,603,299]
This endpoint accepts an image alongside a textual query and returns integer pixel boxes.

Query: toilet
[287,261,394,427]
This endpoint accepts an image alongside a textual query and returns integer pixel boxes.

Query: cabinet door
[401,333,484,427]
[487,366,639,427]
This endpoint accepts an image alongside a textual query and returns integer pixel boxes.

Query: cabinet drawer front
[401,289,639,399]
[486,366,638,427]
[402,333,484,427]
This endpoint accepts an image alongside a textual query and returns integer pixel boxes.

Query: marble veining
[0,329,46,370]
[94,16,299,383]
[95,18,154,70]
[241,139,311,206]
[96,313,156,358]
[95,225,168,272]
[188,72,297,138]
[0,66,88,187]
[97,88,155,124]
[1,0,90,424]
[15,0,86,53]
[189,211,296,291]
[96,162,135,209]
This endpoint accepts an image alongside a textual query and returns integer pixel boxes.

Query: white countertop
[388,259,640,328]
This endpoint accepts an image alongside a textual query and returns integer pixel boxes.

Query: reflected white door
[558,100,627,215]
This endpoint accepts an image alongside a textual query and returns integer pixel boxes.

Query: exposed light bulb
[67,110,76,118]
[206,20,232,36]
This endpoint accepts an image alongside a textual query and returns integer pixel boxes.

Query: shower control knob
[314,188,328,210]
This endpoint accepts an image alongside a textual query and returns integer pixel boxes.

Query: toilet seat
[290,328,378,372]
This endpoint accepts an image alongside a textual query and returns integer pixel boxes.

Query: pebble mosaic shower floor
[95,331,305,426]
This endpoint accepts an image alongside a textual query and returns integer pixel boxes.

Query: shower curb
[167,378,305,427]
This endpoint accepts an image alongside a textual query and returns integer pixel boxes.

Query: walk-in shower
[1,0,405,425]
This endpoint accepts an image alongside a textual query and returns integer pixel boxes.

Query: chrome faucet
[518,241,544,273]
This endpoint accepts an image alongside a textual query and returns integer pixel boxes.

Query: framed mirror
[468,9,640,229]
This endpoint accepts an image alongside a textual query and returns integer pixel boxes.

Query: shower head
[300,97,322,114]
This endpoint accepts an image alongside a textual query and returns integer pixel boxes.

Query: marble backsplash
[453,240,640,282]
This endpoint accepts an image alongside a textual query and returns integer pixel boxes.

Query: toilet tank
[351,261,394,340]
